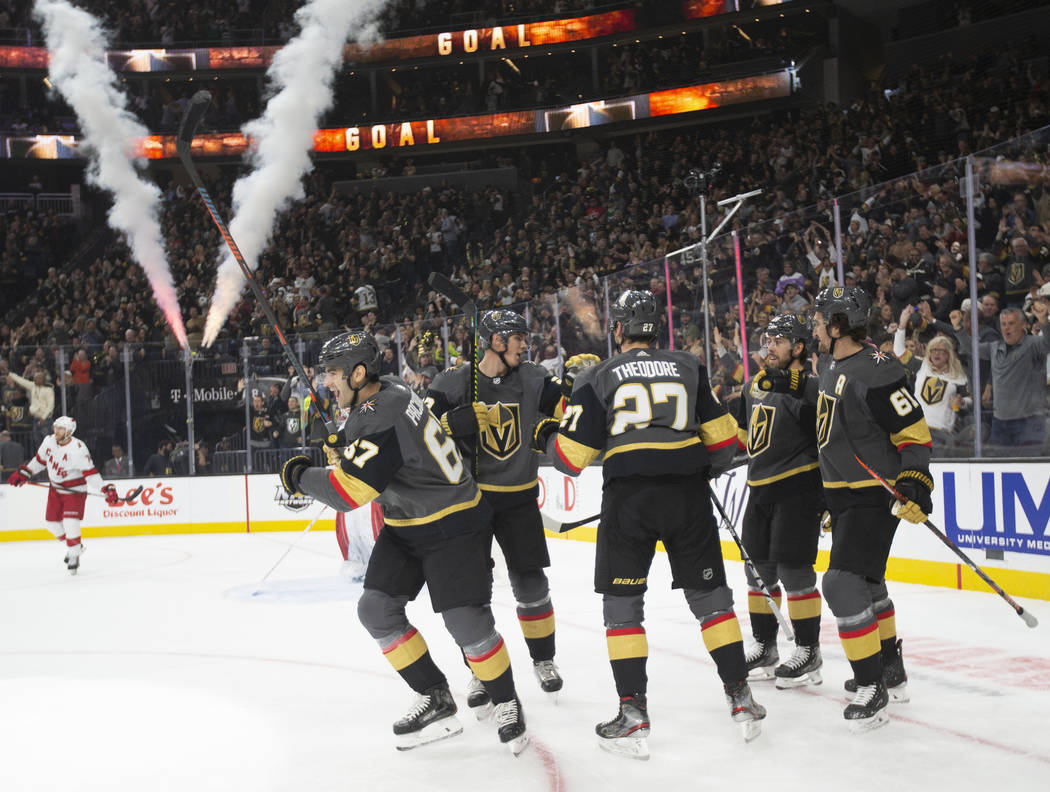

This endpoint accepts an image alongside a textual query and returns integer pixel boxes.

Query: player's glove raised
[561,353,600,401]
[7,466,29,487]
[531,417,560,453]
[280,455,312,497]
[440,402,490,439]
[755,367,808,397]
[323,428,346,466]
[891,469,934,524]
[102,484,120,506]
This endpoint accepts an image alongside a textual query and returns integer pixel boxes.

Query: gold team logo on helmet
[479,402,521,460]
[347,333,362,346]
[832,287,844,298]
[747,404,775,457]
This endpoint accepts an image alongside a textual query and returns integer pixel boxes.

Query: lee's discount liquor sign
[939,462,1050,557]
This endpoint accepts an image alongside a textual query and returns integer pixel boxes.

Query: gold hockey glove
[440,402,491,439]
[561,353,600,400]
[891,469,934,524]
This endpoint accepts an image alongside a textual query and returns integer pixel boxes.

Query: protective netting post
[733,230,750,381]
[554,293,563,377]
[123,344,134,474]
[964,156,983,458]
[833,198,844,286]
[57,346,67,418]
[664,256,675,350]
[242,341,252,474]
[603,278,612,358]
[184,346,195,475]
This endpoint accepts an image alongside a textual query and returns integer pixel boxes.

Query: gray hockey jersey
[299,376,481,532]
[427,362,563,493]
[803,346,932,508]
[545,347,737,482]
[734,375,820,503]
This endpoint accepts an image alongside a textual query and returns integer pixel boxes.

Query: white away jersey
[25,436,104,493]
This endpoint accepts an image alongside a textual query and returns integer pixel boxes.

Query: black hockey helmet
[318,330,382,380]
[814,286,870,330]
[478,310,528,351]
[763,312,811,344]
[609,290,658,341]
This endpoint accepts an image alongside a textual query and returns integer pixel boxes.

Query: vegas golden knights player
[757,287,933,732]
[734,313,824,687]
[426,310,567,714]
[534,290,765,758]
[280,331,528,755]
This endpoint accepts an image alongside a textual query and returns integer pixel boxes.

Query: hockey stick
[250,505,330,596]
[709,489,795,641]
[176,89,337,442]
[27,480,144,504]
[853,454,1038,628]
[542,459,750,534]
[427,272,480,477]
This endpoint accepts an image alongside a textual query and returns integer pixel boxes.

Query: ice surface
[1,533,1047,791]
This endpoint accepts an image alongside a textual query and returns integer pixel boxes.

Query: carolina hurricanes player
[7,416,120,574]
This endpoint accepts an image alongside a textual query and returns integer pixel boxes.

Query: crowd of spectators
[2,33,1049,469]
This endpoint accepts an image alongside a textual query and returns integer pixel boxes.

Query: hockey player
[756,286,932,732]
[6,415,120,574]
[426,309,567,715]
[533,290,765,758]
[280,331,528,755]
[735,313,824,687]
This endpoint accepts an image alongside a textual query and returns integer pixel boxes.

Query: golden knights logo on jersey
[1007,260,1025,287]
[747,404,775,456]
[816,392,836,449]
[479,402,521,460]
[921,376,947,405]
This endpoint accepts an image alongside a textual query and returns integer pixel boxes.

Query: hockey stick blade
[428,272,475,316]
[540,510,598,534]
[559,513,600,533]
[176,89,212,160]
[120,485,145,504]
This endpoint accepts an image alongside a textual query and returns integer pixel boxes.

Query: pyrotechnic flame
[34,0,187,348]
[201,0,385,346]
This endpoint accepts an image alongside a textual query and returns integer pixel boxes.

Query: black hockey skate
[533,659,563,697]
[844,678,890,733]
[393,684,463,750]
[844,639,908,702]
[465,674,493,720]
[596,694,650,760]
[64,544,83,576]
[775,644,823,688]
[724,680,766,742]
[744,640,779,680]
[493,696,529,756]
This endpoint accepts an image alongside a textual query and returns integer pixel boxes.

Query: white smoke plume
[201,0,385,346]
[33,0,187,348]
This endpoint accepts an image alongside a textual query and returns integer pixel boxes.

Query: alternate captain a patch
[479,402,521,460]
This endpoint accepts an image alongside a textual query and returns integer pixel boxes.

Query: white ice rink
[1,531,1047,792]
